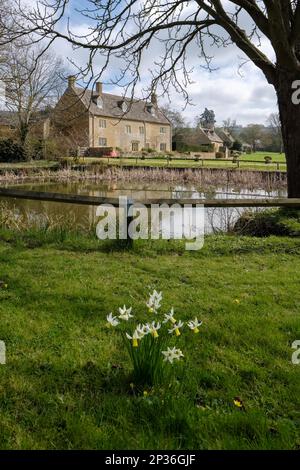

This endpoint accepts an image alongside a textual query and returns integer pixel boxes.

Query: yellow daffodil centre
[148,307,154,314]
[193,327,199,334]
[132,338,139,347]
[152,330,159,338]
[175,328,181,336]
[171,317,176,324]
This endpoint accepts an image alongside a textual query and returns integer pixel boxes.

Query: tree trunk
[275,72,300,198]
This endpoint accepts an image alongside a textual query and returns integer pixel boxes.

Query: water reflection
[0,181,287,234]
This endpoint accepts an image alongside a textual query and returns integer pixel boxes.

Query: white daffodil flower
[136,323,149,339]
[162,347,184,364]
[146,289,162,313]
[187,318,203,333]
[118,305,133,321]
[126,327,144,347]
[145,321,161,338]
[106,312,120,327]
[168,320,184,336]
[163,308,176,324]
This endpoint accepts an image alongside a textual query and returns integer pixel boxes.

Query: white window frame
[139,126,145,135]
[160,143,167,151]
[160,127,167,134]
[125,125,132,134]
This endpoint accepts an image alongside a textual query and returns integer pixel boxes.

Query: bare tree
[0,41,67,145]
[160,104,187,138]
[267,113,284,154]
[2,1,300,195]
[223,118,237,134]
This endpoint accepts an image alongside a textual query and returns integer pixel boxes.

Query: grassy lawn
[92,152,287,171]
[240,152,286,163]
[0,160,57,170]
[0,231,299,450]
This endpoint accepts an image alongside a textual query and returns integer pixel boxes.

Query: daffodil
[106,312,120,327]
[162,347,184,364]
[168,320,184,336]
[145,321,161,338]
[136,323,149,339]
[187,317,202,333]
[118,305,133,321]
[163,308,176,324]
[126,326,145,347]
[146,289,162,313]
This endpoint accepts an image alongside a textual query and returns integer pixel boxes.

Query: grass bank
[0,227,299,450]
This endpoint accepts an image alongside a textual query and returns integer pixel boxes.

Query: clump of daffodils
[106,290,203,387]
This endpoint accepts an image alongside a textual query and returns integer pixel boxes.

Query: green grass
[0,160,58,170]
[0,229,299,450]
[240,152,286,163]
[89,152,287,171]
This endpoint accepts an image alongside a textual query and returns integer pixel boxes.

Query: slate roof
[72,86,171,125]
[197,127,224,144]
[217,129,235,145]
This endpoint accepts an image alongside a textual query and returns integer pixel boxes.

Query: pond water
[0,181,287,234]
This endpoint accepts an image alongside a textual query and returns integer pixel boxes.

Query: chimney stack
[68,75,76,88]
[151,92,157,106]
[96,82,103,95]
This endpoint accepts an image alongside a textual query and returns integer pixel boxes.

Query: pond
[0,180,287,234]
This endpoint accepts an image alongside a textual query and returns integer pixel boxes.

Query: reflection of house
[49,76,172,153]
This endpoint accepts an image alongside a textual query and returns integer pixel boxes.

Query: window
[160,143,167,151]
[160,127,167,134]
[132,142,139,151]
[99,138,107,147]
[125,125,131,134]
[139,126,145,135]
[99,119,106,128]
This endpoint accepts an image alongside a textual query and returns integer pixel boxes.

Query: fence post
[277,162,280,171]
[125,197,134,248]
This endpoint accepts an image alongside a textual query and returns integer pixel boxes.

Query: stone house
[173,126,224,153]
[48,76,172,153]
